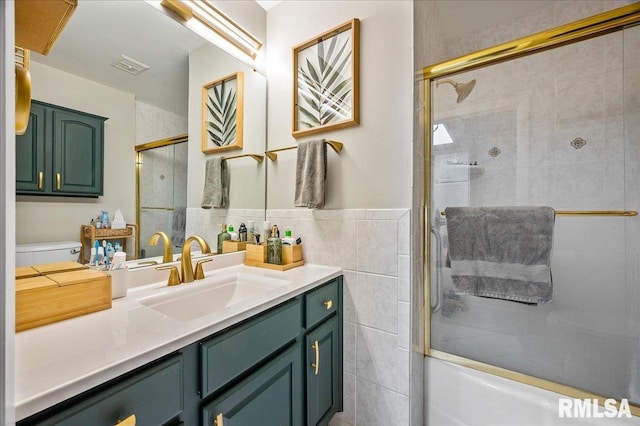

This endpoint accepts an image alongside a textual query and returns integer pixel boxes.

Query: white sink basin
[138,272,289,321]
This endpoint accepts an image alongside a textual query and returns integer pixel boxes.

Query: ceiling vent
[111,55,150,75]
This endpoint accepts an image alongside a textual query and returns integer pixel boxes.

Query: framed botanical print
[202,71,244,154]
[292,19,360,138]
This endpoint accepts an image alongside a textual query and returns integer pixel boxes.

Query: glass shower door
[137,140,188,259]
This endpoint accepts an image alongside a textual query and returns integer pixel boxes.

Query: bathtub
[425,357,640,426]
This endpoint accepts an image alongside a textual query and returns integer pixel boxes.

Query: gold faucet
[181,235,212,283]
[149,231,173,263]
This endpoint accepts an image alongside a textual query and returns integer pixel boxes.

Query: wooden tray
[244,260,305,271]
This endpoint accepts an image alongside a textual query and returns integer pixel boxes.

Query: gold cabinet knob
[323,300,333,310]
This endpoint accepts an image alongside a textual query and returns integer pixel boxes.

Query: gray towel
[201,158,228,209]
[171,207,186,246]
[294,139,327,209]
[445,206,555,304]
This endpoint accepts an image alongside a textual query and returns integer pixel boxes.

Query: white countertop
[15,256,341,421]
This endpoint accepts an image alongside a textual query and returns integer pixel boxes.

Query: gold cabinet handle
[213,412,224,426]
[323,300,333,310]
[56,173,61,190]
[115,414,136,426]
[311,340,320,375]
[38,171,43,189]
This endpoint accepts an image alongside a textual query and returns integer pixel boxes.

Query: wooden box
[245,243,267,263]
[31,261,87,275]
[282,244,303,264]
[244,244,304,271]
[16,269,112,332]
[222,240,248,254]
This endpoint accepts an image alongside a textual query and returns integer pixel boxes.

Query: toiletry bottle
[97,246,105,267]
[263,221,272,240]
[219,224,231,251]
[89,247,96,266]
[228,225,237,241]
[94,240,100,263]
[105,242,113,268]
[283,229,296,246]
[101,210,110,229]
[247,221,255,243]
[238,223,247,242]
[216,224,224,253]
[267,225,282,265]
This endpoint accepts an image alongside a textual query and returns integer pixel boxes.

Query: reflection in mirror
[25,1,266,265]
[136,135,188,259]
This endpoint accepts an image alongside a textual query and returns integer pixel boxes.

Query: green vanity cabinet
[17,276,343,426]
[16,100,107,197]
[19,354,184,426]
[304,279,343,426]
[306,316,341,426]
[202,344,303,426]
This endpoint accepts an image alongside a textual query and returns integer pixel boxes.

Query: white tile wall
[264,209,414,426]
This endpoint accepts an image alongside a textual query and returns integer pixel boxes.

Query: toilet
[15,241,82,267]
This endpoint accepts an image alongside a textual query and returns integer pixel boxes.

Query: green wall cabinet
[18,276,343,426]
[16,100,107,197]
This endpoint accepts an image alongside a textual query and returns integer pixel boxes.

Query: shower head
[436,78,476,103]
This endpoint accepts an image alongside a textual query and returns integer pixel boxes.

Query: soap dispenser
[217,224,232,253]
[267,225,282,265]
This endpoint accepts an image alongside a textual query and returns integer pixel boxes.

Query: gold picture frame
[292,18,360,138]
[202,71,244,154]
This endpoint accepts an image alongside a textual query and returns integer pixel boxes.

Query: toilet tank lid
[16,241,81,253]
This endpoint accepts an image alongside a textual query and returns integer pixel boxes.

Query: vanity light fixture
[156,0,262,60]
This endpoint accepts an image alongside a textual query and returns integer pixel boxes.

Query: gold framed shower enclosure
[421,3,640,416]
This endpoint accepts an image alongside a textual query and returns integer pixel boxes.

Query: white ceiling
[31,1,208,116]
[31,1,559,117]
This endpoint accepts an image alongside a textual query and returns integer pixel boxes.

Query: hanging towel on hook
[445,206,555,304]
[201,157,228,209]
[295,139,327,209]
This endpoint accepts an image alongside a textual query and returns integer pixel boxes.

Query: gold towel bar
[265,140,343,161]
[223,154,264,163]
[440,210,638,217]
[141,206,174,211]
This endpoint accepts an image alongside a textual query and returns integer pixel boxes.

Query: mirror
[22,1,267,264]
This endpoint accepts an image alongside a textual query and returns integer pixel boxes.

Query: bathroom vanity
[15,256,342,426]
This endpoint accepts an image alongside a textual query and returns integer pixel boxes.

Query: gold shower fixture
[436,78,476,103]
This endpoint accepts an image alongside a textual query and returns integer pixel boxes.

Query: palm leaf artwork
[297,31,352,130]
[206,79,237,147]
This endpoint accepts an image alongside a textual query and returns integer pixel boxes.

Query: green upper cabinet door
[52,108,105,196]
[16,100,107,197]
[16,103,46,193]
